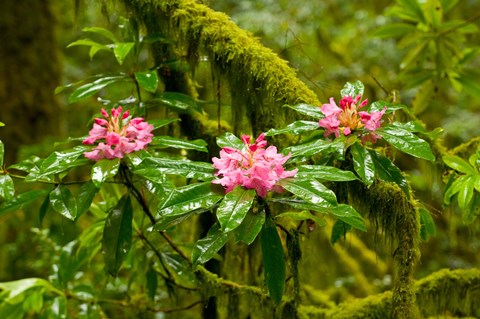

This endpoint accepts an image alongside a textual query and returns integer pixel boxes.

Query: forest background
[0,0,480,318]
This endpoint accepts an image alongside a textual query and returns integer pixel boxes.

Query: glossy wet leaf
[340,80,364,97]
[0,189,50,217]
[279,178,337,207]
[135,157,214,180]
[260,216,285,304]
[350,143,375,186]
[67,39,110,60]
[102,195,133,277]
[49,185,77,221]
[284,139,344,158]
[68,75,130,103]
[91,158,120,187]
[192,223,229,265]
[369,150,410,198]
[216,132,244,150]
[216,186,256,232]
[76,181,99,219]
[284,103,324,119]
[0,175,14,203]
[156,182,223,217]
[265,121,319,136]
[134,70,159,93]
[457,175,475,210]
[34,146,90,180]
[296,165,358,182]
[234,209,266,245]
[377,126,435,161]
[151,136,208,152]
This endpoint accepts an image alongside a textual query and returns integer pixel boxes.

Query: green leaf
[147,92,201,113]
[419,206,436,241]
[368,101,405,113]
[279,178,337,207]
[369,150,410,198]
[0,189,50,217]
[156,182,223,217]
[76,181,99,219]
[234,209,266,245]
[216,186,256,232]
[151,136,208,153]
[102,195,133,277]
[112,42,135,65]
[192,223,229,265]
[134,70,159,93]
[265,121,319,136]
[132,167,168,185]
[135,157,214,180]
[443,155,477,175]
[465,192,480,224]
[33,146,90,180]
[444,175,469,205]
[0,140,4,166]
[151,211,196,231]
[0,121,4,127]
[216,132,244,150]
[377,126,435,161]
[284,139,344,158]
[350,143,375,186]
[67,39,110,60]
[82,27,119,43]
[68,75,130,103]
[146,263,158,301]
[275,210,326,228]
[91,158,120,187]
[0,278,63,301]
[389,0,425,23]
[148,118,179,130]
[260,216,285,304]
[331,220,352,244]
[284,103,324,119]
[0,175,15,203]
[457,175,475,210]
[38,195,50,224]
[296,165,358,182]
[49,185,77,221]
[340,80,364,98]
[371,23,416,38]
[323,204,367,232]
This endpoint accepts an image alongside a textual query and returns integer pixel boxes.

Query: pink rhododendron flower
[83,106,154,161]
[212,133,297,197]
[318,94,386,143]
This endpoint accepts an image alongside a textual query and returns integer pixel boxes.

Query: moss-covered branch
[125,0,320,145]
[300,268,480,319]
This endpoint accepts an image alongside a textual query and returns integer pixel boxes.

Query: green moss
[349,180,421,318]
[126,0,320,148]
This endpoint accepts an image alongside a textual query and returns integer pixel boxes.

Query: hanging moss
[349,180,421,318]
[125,0,320,149]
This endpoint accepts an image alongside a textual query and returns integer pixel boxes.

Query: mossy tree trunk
[0,0,61,165]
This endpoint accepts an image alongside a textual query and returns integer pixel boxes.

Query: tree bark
[0,0,61,165]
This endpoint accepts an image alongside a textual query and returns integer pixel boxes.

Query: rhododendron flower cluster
[212,133,297,197]
[83,106,154,161]
[318,94,386,143]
